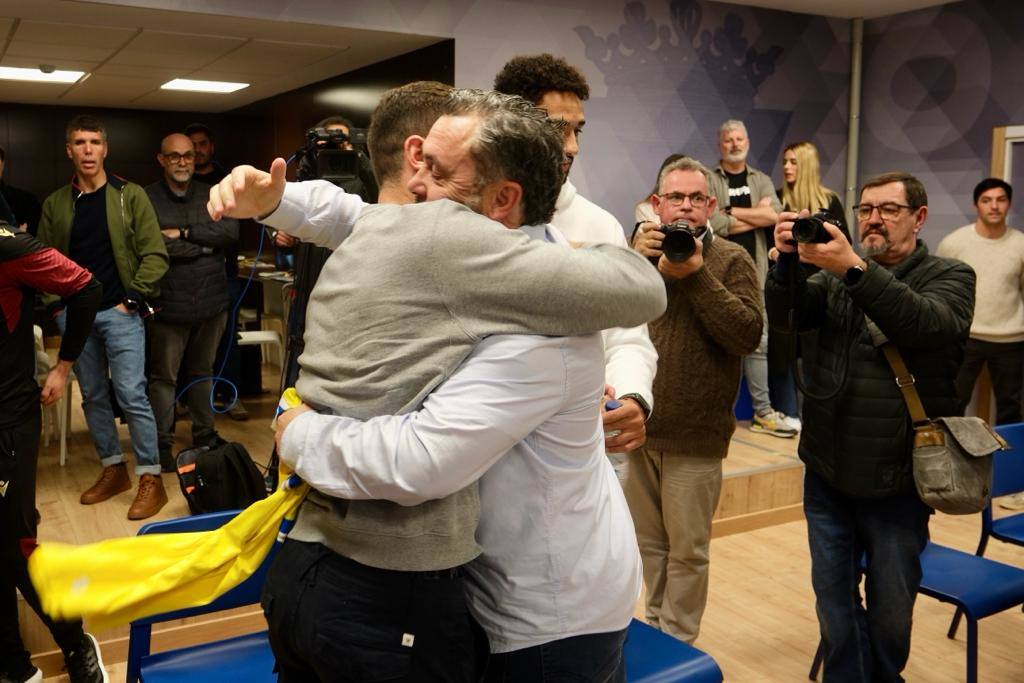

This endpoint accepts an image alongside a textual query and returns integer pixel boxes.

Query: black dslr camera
[657,221,702,263]
[791,211,840,244]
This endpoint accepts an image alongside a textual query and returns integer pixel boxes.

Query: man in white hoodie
[494,54,658,470]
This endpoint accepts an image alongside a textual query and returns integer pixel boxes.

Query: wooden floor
[29,370,1024,681]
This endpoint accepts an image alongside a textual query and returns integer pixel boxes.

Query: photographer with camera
[765,172,975,681]
[274,116,378,389]
[630,156,762,644]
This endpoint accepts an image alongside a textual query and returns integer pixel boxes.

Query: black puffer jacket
[144,180,239,323]
[766,242,975,497]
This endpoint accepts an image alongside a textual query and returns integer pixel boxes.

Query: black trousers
[262,539,485,682]
[955,339,1024,425]
[0,407,83,674]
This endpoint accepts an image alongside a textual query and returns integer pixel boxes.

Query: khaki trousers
[624,448,723,644]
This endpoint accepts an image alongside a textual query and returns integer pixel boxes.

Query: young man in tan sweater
[630,157,762,643]
[938,177,1024,510]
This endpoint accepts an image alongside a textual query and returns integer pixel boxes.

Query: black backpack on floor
[175,442,268,514]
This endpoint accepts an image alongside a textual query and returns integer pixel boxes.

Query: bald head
[158,133,196,190]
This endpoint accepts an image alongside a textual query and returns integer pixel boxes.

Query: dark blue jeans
[804,469,931,683]
[481,629,627,683]
[262,539,484,682]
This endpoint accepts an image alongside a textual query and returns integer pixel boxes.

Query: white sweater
[550,181,658,410]
[937,224,1024,342]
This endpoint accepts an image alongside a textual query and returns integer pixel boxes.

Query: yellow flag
[29,477,308,632]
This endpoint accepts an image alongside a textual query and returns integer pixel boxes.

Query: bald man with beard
[145,133,239,471]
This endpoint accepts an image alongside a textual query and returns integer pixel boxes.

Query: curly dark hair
[493,54,590,105]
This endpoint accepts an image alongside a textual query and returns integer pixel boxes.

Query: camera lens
[792,212,836,244]
[661,222,698,262]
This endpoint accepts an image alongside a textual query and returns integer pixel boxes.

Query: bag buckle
[895,373,916,388]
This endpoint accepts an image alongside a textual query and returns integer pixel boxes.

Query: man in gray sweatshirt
[209,84,664,681]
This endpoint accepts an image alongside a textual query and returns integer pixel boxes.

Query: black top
[0,225,101,427]
[0,180,42,235]
[68,185,125,309]
[724,169,762,261]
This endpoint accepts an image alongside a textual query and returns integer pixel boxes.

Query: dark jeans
[0,408,84,674]
[261,540,484,682]
[147,312,228,457]
[481,629,627,683]
[213,278,243,401]
[954,338,1024,425]
[803,469,931,683]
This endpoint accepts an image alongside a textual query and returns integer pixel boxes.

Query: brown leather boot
[80,463,131,505]
[127,474,168,520]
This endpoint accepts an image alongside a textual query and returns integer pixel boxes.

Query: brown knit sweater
[645,237,763,457]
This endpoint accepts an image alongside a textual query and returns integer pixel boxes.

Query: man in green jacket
[38,115,170,520]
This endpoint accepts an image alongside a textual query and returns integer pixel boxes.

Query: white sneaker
[751,410,799,438]
[781,414,802,433]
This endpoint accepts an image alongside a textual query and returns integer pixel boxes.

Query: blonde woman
[769,141,849,424]
[777,141,848,240]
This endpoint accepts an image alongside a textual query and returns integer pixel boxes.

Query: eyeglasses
[160,152,196,164]
[659,192,708,208]
[853,203,913,221]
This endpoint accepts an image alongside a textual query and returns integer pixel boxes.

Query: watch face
[845,266,864,285]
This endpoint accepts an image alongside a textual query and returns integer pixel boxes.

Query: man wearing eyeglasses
[631,156,762,644]
[766,172,975,681]
[145,133,239,472]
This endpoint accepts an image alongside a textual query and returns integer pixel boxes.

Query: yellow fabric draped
[28,477,308,632]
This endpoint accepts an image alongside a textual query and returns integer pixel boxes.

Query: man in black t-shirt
[706,119,795,438]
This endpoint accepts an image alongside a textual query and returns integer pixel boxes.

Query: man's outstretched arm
[207,158,366,250]
[277,335,574,506]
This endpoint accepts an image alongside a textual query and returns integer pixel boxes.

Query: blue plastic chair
[624,619,723,682]
[808,542,1024,683]
[948,422,1024,638]
[125,510,279,683]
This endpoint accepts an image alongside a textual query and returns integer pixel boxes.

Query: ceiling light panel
[0,65,85,83]
[160,78,249,93]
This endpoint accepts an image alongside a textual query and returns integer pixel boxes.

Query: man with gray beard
[766,172,974,681]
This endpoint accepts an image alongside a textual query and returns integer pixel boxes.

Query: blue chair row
[126,511,723,682]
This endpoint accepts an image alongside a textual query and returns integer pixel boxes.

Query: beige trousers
[624,448,723,644]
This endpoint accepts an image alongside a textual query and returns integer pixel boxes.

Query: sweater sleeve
[677,249,763,356]
[430,204,667,338]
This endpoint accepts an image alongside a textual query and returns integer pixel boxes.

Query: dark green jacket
[38,175,168,304]
[765,242,975,497]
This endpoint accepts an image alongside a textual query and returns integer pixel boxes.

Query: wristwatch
[178,226,189,240]
[618,393,652,422]
[843,264,866,286]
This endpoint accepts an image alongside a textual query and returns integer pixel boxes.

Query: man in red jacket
[0,222,107,682]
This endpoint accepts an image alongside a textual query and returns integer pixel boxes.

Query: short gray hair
[657,156,711,193]
[719,119,747,138]
[443,88,565,226]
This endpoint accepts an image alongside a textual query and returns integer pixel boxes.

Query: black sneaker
[64,633,108,683]
[0,665,42,683]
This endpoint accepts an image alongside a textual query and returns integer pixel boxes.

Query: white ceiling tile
[14,20,136,48]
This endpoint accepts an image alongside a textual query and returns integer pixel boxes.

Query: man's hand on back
[208,157,288,221]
